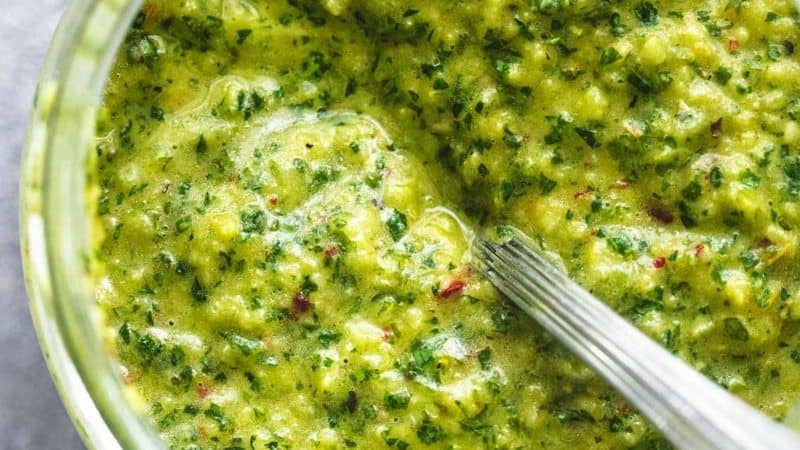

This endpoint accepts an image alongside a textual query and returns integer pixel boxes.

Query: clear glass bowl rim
[20,0,161,448]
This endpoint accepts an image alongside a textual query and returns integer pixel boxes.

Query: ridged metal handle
[475,237,800,450]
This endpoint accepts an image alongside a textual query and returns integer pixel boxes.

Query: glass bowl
[19,0,161,448]
[18,1,800,449]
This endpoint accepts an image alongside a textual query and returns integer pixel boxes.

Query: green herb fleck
[600,48,621,65]
[236,29,252,45]
[241,207,266,234]
[417,418,445,444]
[681,181,702,201]
[634,2,659,26]
[387,210,408,241]
[204,403,229,430]
[710,167,723,188]
[714,67,732,85]
[607,234,635,256]
[318,330,342,348]
[384,390,411,410]
[723,317,749,341]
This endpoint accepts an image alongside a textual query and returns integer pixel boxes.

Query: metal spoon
[474,236,800,450]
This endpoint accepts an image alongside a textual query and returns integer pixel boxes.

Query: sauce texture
[93,0,800,448]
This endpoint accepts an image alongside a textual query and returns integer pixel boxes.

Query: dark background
[1,1,85,448]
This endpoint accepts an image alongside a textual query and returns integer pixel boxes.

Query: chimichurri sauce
[92,0,800,448]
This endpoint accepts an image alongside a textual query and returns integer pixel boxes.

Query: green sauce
[93,0,800,448]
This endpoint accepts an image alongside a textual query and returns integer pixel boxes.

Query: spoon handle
[475,237,800,450]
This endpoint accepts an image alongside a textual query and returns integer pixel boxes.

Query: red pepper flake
[613,180,631,189]
[574,189,590,199]
[292,292,312,313]
[622,120,644,137]
[439,280,467,299]
[325,246,338,258]
[756,238,773,249]
[647,206,674,225]
[381,327,393,341]
[652,257,666,269]
[694,244,705,257]
[121,368,134,384]
[197,385,212,398]
[142,3,161,25]
[728,38,740,53]
[269,195,279,206]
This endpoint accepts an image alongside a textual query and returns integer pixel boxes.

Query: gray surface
[0,1,85,449]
